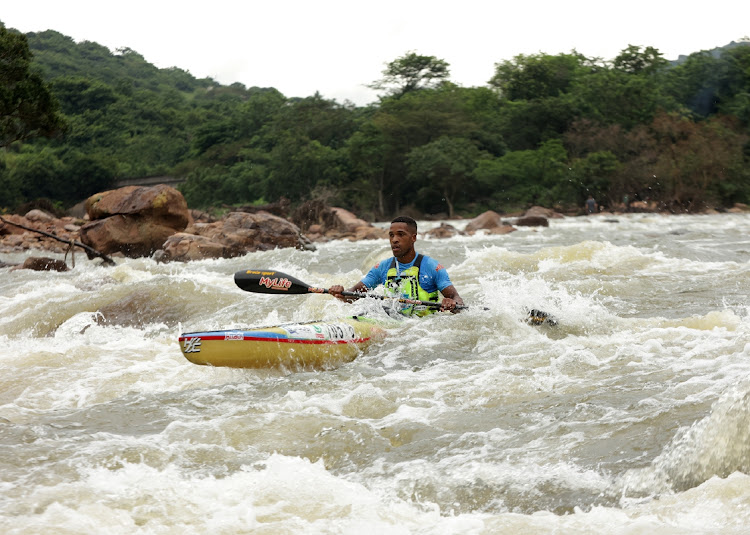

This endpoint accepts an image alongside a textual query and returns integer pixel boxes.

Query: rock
[79,185,192,258]
[18,257,69,272]
[79,215,182,258]
[324,207,371,233]
[351,226,388,241]
[85,184,191,229]
[464,211,504,232]
[424,223,462,239]
[25,209,55,223]
[488,225,517,235]
[523,206,563,219]
[162,211,313,261]
[157,233,226,262]
[515,216,549,227]
[291,201,384,242]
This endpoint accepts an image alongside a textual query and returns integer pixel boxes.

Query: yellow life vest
[385,254,439,317]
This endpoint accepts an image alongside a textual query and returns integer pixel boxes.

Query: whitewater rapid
[2,213,750,534]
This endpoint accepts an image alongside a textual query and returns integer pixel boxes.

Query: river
[2,213,750,534]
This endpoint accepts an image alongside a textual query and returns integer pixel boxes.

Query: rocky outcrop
[79,185,191,258]
[424,223,463,239]
[0,212,84,253]
[292,201,387,242]
[157,211,313,262]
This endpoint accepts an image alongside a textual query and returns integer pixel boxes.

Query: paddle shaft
[308,286,467,310]
[233,269,555,323]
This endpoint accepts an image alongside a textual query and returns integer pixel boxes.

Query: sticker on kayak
[224,332,244,340]
[183,337,202,353]
[285,323,356,341]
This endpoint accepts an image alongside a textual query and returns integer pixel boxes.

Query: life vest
[385,254,439,316]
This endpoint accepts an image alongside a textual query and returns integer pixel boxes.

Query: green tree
[406,136,483,217]
[10,148,66,200]
[474,139,568,210]
[489,52,591,100]
[369,52,450,97]
[613,45,668,75]
[366,86,479,214]
[0,26,65,147]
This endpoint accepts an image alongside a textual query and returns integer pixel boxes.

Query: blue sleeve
[361,261,389,289]
[418,256,453,293]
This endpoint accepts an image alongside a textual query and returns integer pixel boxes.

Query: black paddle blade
[234,269,312,294]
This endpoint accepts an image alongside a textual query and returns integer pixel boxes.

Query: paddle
[234,269,557,325]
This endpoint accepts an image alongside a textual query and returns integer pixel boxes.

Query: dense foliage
[1,22,749,217]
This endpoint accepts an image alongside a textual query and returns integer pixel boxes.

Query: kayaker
[329,216,464,314]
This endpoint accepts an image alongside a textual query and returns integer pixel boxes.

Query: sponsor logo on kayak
[224,332,244,340]
[183,337,202,353]
[258,276,292,291]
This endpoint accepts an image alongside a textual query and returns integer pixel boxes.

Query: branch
[0,216,116,266]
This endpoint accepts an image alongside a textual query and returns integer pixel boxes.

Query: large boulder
[464,210,515,234]
[85,184,191,228]
[464,210,504,232]
[79,185,191,258]
[79,214,184,258]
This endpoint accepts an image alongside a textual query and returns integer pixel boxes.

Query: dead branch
[0,216,116,266]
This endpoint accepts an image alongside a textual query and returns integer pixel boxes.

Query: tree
[369,52,450,97]
[613,45,668,75]
[489,52,591,101]
[406,136,483,217]
[0,26,65,147]
[474,139,568,210]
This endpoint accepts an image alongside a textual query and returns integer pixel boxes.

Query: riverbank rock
[292,201,387,242]
[464,210,516,234]
[515,215,549,227]
[0,213,84,253]
[14,256,69,272]
[157,211,314,262]
[424,223,462,239]
[79,185,191,258]
[523,206,563,219]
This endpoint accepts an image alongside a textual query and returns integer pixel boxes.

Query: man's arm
[440,284,464,313]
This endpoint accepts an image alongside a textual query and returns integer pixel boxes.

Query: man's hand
[439,285,463,313]
[440,297,461,313]
[329,285,346,301]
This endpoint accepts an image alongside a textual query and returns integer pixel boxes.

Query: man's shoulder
[418,254,447,274]
[371,257,395,270]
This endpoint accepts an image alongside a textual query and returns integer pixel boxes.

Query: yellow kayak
[178,315,390,369]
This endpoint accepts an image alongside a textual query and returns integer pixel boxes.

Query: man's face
[389,222,416,259]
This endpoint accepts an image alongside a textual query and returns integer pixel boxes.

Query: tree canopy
[1,25,749,217]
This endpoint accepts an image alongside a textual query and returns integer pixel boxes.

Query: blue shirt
[361,253,453,293]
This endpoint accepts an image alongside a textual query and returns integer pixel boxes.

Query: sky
[2,1,749,106]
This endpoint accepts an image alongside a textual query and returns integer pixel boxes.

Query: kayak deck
[179,316,391,369]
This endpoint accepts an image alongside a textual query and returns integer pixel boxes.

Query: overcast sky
[3,1,749,105]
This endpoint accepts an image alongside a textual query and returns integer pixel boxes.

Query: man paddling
[329,216,464,315]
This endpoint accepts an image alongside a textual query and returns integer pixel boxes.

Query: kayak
[178,315,391,369]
